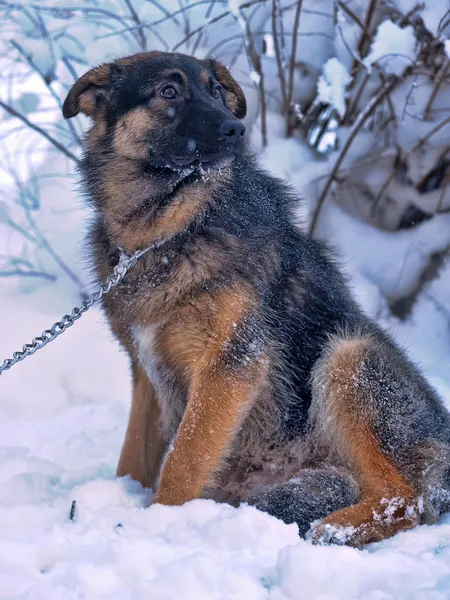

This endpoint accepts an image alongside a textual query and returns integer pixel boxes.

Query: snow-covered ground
[1,0,450,597]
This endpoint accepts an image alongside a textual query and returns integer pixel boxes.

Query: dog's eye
[161,85,178,99]
[212,85,222,99]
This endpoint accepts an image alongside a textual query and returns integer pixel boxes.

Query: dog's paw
[306,520,357,546]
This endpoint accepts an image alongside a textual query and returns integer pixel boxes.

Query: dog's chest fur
[133,324,186,440]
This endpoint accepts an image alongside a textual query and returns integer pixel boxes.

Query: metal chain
[0,242,162,375]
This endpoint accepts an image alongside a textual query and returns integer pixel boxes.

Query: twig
[344,71,370,124]
[358,0,377,57]
[436,167,450,213]
[61,56,79,83]
[348,0,377,86]
[0,256,55,283]
[390,243,450,320]
[34,7,57,79]
[309,76,398,235]
[399,2,425,26]
[438,9,450,35]
[378,71,396,126]
[1,146,84,290]
[0,100,78,163]
[172,8,229,51]
[0,268,57,281]
[0,2,138,38]
[177,0,191,50]
[271,0,288,113]
[171,0,264,51]
[241,13,268,146]
[10,39,82,147]
[191,0,219,54]
[337,1,370,40]
[423,58,450,121]
[144,0,182,26]
[371,115,450,216]
[124,0,147,51]
[23,205,84,290]
[285,0,303,137]
[208,34,243,57]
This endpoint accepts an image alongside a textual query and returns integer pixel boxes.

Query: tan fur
[312,337,419,546]
[154,365,267,505]
[159,284,254,372]
[206,60,246,118]
[62,52,163,119]
[151,285,267,505]
[117,362,167,489]
[113,108,156,160]
[63,64,111,118]
[200,70,210,86]
[102,162,231,252]
[85,116,107,151]
[161,68,188,84]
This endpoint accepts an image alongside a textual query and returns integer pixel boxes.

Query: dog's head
[63,52,247,171]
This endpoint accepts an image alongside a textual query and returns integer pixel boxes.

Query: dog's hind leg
[117,362,167,490]
[247,468,360,538]
[306,334,450,547]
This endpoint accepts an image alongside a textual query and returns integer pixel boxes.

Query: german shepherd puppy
[63,52,450,546]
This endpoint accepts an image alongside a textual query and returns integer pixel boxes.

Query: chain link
[0,242,161,375]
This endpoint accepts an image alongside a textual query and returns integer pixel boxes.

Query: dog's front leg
[153,361,266,506]
[117,361,167,489]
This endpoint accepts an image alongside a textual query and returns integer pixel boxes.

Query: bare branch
[399,2,425,26]
[0,268,57,281]
[10,39,82,146]
[436,164,450,214]
[358,0,377,55]
[124,0,147,51]
[172,8,229,51]
[309,76,398,235]
[423,57,450,121]
[285,0,303,137]
[438,9,450,34]
[344,71,370,124]
[348,0,377,85]
[271,0,288,113]
[390,243,450,320]
[144,0,182,26]
[240,12,268,147]
[337,1,371,40]
[371,115,450,215]
[0,100,79,163]
[171,0,264,52]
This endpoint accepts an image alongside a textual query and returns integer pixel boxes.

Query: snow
[394,0,450,37]
[445,40,450,59]
[1,0,450,598]
[364,20,418,77]
[316,58,352,117]
[250,71,262,86]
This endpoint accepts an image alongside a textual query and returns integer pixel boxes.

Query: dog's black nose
[220,120,246,140]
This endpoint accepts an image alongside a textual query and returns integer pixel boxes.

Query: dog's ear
[62,63,114,119]
[205,59,247,119]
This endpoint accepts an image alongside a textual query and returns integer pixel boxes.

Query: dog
[63,51,450,546]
